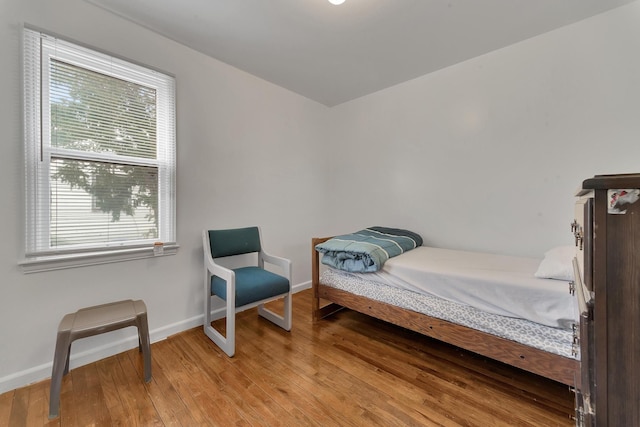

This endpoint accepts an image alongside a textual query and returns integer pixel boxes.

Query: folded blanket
[316,226,423,273]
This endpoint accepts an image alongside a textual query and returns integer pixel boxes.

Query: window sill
[19,244,180,273]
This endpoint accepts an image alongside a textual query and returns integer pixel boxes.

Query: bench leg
[135,309,152,382]
[49,330,71,419]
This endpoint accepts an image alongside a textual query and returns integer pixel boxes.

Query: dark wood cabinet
[573,173,640,426]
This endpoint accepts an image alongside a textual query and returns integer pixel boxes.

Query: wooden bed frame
[311,236,579,386]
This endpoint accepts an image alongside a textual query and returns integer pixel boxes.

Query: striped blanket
[315,227,423,273]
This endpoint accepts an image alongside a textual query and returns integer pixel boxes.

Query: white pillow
[534,246,575,281]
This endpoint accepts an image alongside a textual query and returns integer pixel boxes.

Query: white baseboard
[293,281,311,292]
[0,281,312,394]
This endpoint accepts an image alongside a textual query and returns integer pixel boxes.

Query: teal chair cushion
[211,266,290,307]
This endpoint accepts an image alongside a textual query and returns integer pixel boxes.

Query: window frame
[21,28,178,273]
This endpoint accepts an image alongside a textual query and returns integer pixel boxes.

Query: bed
[312,233,580,386]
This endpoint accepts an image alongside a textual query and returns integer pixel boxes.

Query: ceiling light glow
[328,0,346,5]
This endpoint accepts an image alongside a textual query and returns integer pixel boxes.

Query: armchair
[202,226,292,356]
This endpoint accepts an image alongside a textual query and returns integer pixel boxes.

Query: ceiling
[86,0,633,107]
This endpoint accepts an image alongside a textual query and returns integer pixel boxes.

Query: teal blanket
[315,227,423,273]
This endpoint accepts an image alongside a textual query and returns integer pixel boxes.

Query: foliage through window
[23,28,176,267]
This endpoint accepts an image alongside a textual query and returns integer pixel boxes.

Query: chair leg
[284,292,292,331]
[49,330,71,419]
[204,279,213,328]
[203,296,235,357]
[257,292,292,331]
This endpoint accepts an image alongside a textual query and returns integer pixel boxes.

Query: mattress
[320,268,577,359]
[348,246,577,329]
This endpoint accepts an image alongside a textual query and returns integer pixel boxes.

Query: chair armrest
[205,255,235,284]
[261,251,292,280]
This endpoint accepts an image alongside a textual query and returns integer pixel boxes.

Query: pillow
[534,246,575,281]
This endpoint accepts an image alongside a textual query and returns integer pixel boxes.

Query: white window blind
[23,28,177,270]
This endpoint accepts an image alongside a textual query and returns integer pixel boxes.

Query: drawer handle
[570,220,579,233]
[572,342,579,357]
[574,228,583,250]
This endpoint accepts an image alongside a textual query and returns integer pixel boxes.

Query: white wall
[0,0,330,393]
[1,0,640,393]
[326,1,640,257]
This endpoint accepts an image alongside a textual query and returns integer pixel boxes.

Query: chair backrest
[208,227,262,258]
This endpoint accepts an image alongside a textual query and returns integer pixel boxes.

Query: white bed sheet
[348,246,578,329]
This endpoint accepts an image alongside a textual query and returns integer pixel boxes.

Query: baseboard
[0,281,312,394]
[294,280,311,292]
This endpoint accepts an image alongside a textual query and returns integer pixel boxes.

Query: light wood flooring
[0,289,574,426]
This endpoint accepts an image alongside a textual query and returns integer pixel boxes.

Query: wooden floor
[1,289,575,426]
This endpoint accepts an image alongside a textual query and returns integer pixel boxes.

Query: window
[22,28,177,272]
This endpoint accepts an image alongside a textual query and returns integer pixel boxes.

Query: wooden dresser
[572,174,640,426]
